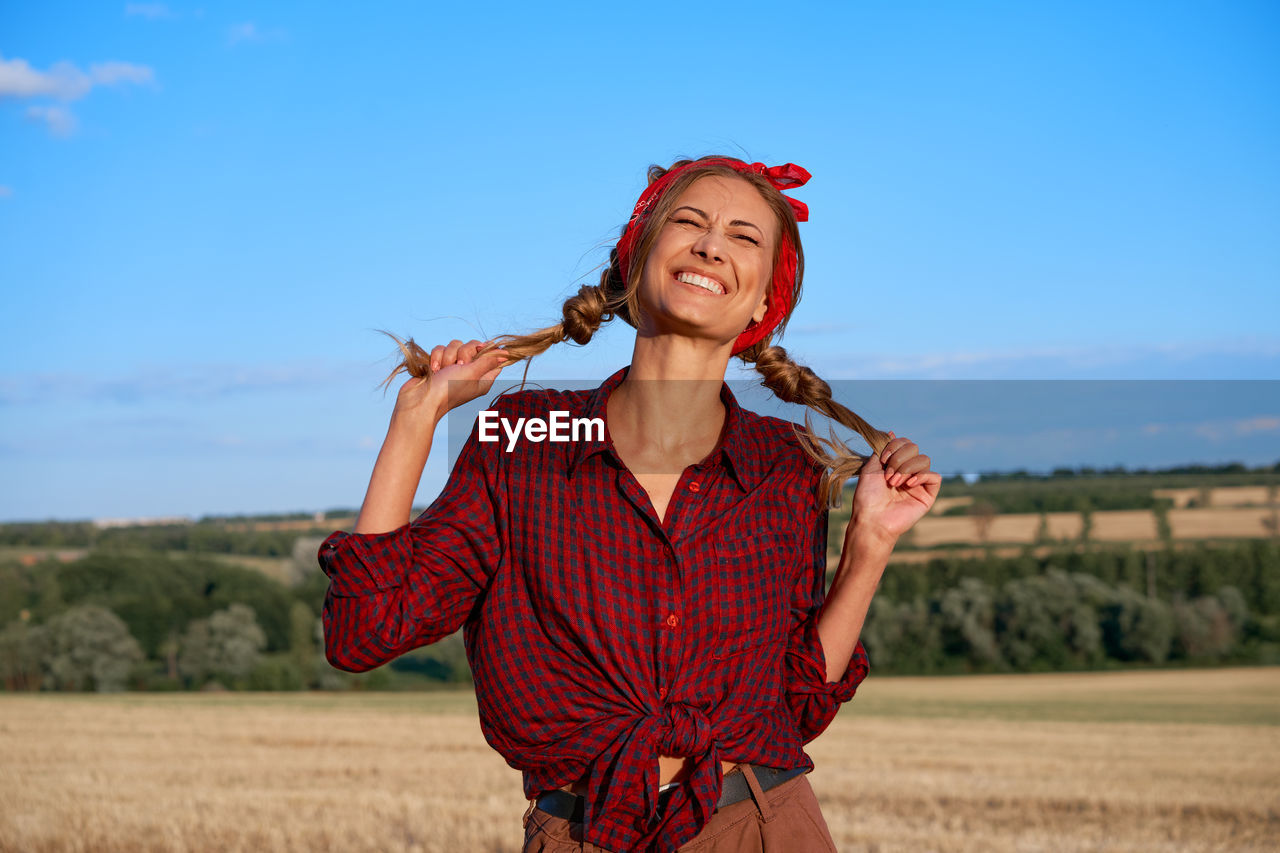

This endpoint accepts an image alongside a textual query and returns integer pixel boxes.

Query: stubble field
[1,668,1277,852]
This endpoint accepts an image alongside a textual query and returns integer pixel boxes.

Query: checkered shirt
[319,365,869,852]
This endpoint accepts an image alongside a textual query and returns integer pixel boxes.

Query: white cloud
[227,21,260,44]
[26,105,77,136]
[124,3,174,19]
[0,186,12,198]
[227,21,286,46]
[90,61,154,88]
[1189,415,1280,442]
[1231,416,1280,435]
[0,52,155,137]
[0,53,154,101]
[0,55,87,99]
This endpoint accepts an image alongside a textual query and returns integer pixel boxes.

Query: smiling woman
[318,155,943,852]
[634,175,775,351]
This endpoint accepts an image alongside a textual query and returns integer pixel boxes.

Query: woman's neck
[608,334,732,458]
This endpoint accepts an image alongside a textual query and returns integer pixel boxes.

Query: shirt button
[688,481,701,493]
[665,612,680,628]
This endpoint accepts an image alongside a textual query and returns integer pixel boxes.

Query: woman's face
[635,174,779,350]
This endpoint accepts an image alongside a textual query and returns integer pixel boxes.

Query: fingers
[430,339,500,372]
[904,470,942,492]
[442,339,465,366]
[880,430,934,489]
[476,346,514,381]
[879,431,910,466]
[880,432,917,479]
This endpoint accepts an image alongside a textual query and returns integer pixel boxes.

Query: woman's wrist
[844,515,899,556]
[392,379,449,428]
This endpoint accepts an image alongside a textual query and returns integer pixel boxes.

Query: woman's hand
[394,339,514,427]
[848,432,942,547]
[355,339,513,535]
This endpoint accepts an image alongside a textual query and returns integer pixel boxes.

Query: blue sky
[1,1,1277,521]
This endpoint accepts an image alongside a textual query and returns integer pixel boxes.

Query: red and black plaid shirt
[319,365,869,852]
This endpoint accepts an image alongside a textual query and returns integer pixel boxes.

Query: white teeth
[676,272,725,294]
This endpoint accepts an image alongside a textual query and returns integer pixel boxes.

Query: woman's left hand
[850,432,942,546]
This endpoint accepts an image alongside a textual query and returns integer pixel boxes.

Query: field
[2,669,1277,852]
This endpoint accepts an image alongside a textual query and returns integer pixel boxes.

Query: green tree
[967,500,998,546]
[859,596,900,668]
[937,578,1003,669]
[40,605,143,692]
[178,619,213,685]
[0,617,46,690]
[179,603,267,688]
[1152,502,1173,547]
[288,601,317,688]
[1217,585,1249,634]
[1034,512,1052,546]
[1078,501,1094,546]
[995,570,1104,670]
[1101,588,1173,664]
[1172,591,1241,661]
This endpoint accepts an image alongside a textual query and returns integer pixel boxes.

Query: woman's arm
[319,339,513,672]
[781,503,872,743]
[815,521,896,682]
[355,339,511,534]
[815,432,941,682]
[781,434,939,741]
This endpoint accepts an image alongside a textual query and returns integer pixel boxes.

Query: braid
[557,282,611,345]
[752,345,891,508]
[380,261,627,389]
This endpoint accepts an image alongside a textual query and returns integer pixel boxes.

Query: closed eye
[734,234,760,245]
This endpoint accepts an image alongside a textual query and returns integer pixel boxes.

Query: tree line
[862,540,1279,673]
[0,522,322,557]
[0,550,468,692]
[2,538,1276,691]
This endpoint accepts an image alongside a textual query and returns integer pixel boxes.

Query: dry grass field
[2,669,1277,852]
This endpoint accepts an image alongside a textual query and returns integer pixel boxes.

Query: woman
[319,155,941,852]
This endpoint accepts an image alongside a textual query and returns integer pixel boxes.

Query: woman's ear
[751,291,769,325]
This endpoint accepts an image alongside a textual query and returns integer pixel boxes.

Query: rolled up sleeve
[783,504,870,742]
[319,415,504,672]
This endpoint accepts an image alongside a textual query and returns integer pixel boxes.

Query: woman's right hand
[395,339,514,426]
[355,339,514,534]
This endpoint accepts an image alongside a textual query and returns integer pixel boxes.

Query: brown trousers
[521,766,838,852]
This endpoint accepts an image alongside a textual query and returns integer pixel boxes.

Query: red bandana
[615,158,810,355]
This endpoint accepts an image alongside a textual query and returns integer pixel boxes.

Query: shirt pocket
[712,530,798,661]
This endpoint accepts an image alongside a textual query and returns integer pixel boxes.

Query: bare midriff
[564,756,738,796]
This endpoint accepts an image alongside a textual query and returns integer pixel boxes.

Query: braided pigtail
[381,251,630,389]
[750,344,891,508]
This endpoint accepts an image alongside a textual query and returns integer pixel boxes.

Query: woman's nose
[692,229,724,262]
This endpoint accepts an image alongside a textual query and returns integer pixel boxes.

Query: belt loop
[521,798,537,829]
[741,764,776,823]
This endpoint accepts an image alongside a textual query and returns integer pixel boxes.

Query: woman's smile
[674,270,727,295]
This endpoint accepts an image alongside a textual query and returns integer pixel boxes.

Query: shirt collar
[566,365,763,492]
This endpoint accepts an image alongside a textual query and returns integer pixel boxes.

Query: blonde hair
[384,156,890,507]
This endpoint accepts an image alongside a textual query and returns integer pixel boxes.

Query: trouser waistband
[533,764,807,823]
